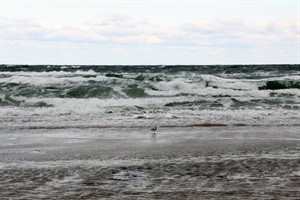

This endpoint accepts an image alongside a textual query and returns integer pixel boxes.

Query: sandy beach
[1,126,299,199]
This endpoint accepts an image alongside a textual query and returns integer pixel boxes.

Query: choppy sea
[0,64,300,129]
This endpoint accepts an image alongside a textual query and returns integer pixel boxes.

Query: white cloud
[179,18,298,49]
[1,15,297,47]
[1,15,164,45]
[1,14,298,64]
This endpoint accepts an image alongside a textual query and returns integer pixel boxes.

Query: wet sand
[1,126,300,199]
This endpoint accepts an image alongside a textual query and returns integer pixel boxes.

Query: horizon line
[1,63,299,66]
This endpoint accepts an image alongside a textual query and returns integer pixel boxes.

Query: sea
[1,64,300,199]
[0,64,300,129]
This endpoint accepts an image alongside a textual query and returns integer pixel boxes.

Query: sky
[0,0,299,65]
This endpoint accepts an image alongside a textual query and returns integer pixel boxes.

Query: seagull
[150,125,157,134]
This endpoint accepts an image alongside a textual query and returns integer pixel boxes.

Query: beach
[1,64,299,199]
[1,126,299,199]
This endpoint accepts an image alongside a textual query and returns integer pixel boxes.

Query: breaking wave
[0,64,299,129]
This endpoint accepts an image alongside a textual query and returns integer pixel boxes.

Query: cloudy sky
[0,0,299,65]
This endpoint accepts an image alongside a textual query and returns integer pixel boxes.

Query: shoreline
[1,126,300,199]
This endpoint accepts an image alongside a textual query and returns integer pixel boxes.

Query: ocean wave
[0,65,299,129]
[259,80,300,90]
[1,70,299,94]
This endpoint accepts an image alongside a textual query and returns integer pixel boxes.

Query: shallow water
[1,126,299,199]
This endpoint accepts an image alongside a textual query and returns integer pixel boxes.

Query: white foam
[0,73,109,86]
[1,71,299,129]
[152,78,206,95]
[1,99,300,129]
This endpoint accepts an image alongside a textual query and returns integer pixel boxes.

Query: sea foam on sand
[0,126,299,199]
